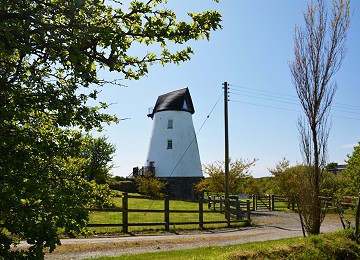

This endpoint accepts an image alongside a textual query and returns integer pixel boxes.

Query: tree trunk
[309,123,322,235]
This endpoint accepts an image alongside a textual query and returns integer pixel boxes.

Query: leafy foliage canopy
[0,0,221,258]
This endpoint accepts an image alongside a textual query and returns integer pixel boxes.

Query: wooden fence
[207,195,251,221]
[86,194,358,233]
[252,194,295,211]
[87,193,251,233]
[207,195,288,211]
[251,194,357,211]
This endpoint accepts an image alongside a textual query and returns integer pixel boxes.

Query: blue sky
[94,0,360,178]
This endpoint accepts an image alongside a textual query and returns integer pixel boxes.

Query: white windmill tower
[144,88,203,200]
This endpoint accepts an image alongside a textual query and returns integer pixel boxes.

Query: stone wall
[160,177,203,201]
[110,177,203,201]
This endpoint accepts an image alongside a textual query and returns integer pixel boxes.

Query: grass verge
[87,229,360,260]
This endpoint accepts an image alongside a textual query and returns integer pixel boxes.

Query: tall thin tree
[289,0,350,235]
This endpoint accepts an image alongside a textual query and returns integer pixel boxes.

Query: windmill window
[167,139,173,149]
[167,119,173,129]
[183,100,188,110]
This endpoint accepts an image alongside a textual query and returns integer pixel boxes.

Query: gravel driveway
[44,210,345,260]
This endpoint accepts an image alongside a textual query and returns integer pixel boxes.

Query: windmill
[144,88,203,200]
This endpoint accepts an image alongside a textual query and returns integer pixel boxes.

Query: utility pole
[223,81,230,226]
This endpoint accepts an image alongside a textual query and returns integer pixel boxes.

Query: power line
[229,83,295,98]
[230,99,301,113]
[333,104,360,112]
[331,115,360,121]
[231,98,360,121]
[332,108,360,116]
[167,92,223,178]
[229,83,360,112]
[228,83,360,120]
[229,87,299,103]
[229,91,300,106]
[230,93,360,116]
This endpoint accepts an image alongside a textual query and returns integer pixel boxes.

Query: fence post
[122,193,128,233]
[236,197,241,220]
[271,194,275,211]
[268,194,272,210]
[199,197,204,230]
[164,196,170,232]
[225,198,231,227]
[246,199,251,222]
[252,194,256,211]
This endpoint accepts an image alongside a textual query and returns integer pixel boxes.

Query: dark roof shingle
[148,88,195,118]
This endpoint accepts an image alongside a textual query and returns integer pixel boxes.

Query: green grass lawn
[86,229,360,260]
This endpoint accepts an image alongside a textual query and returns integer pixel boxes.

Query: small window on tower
[167,119,173,129]
[167,139,173,149]
[183,100,188,110]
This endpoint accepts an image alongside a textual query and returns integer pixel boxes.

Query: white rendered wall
[145,110,203,177]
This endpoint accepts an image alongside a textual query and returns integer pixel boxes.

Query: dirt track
[44,210,346,260]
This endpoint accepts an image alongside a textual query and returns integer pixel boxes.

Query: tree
[289,0,351,235]
[269,159,294,196]
[270,159,342,204]
[344,143,360,238]
[269,159,305,209]
[242,177,265,196]
[134,172,167,198]
[242,177,261,196]
[0,0,221,258]
[320,169,338,196]
[195,158,257,195]
[81,135,116,184]
[344,142,360,195]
